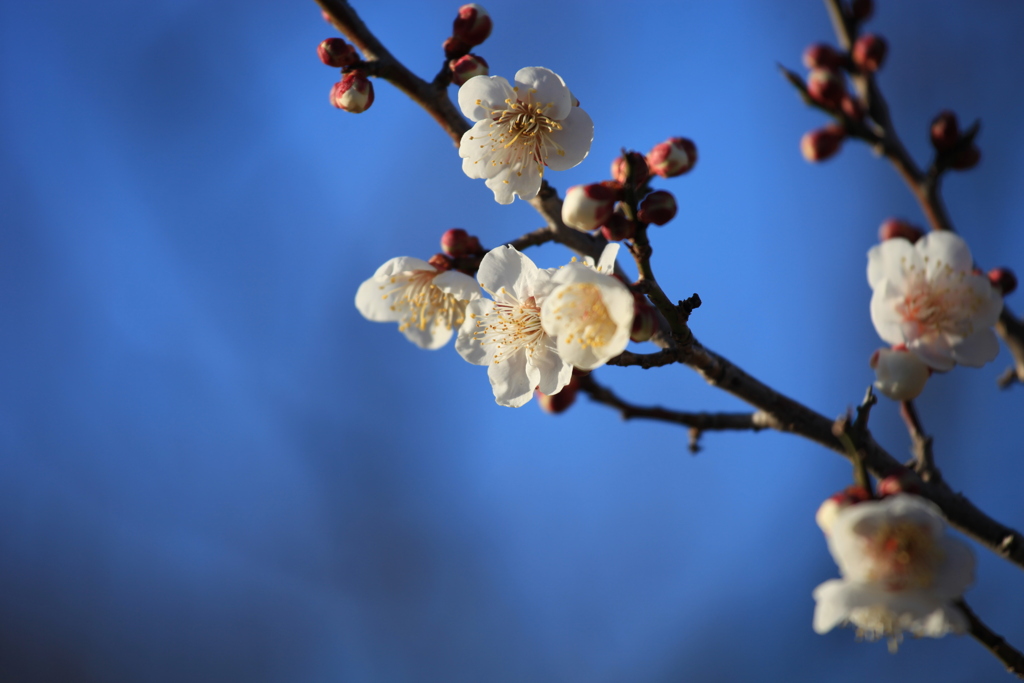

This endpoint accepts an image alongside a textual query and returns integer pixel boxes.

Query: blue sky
[2,1,1023,681]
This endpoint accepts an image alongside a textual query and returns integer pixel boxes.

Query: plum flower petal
[541,248,633,370]
[812,494,974,650]
[867,233,1003,371]
[456,246,571,406]
[458,67,593,204]
[356,257,479,349]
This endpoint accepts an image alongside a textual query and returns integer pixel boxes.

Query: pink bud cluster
[433,228,486,275]
[444,4,492,59]
[317,37,375,114]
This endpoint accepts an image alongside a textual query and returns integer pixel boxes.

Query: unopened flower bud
[852,34,887,72]
[600,210,635,242]
[537,376,578,414]
[452,4,492,47]
[630,304,657,343]
[611,151,649,187]
[807,68,845,108]
[877,468,920,497]
[442,36,470,60]
[449,53,489,86]
[840,95,864,122]
[318,38,358,68]
[647,137,697,178]
[330,71,374,113]
[562,183,619,231]
[988,267,1017,296]
[427,253,453,271]
[930,111,960,152]
[878,218,924,244]
[801,125,845,162]
[816,485,871,534]
[870,347,930,401]
[441,228,483,258]
[950,145,981,171]
[637,190,677,226]
[803,43,845,71]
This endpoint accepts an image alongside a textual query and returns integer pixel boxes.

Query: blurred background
[2,1,1023,681]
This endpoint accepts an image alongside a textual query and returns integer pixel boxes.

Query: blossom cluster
[357,242,635,407]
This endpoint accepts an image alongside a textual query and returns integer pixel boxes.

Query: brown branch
[506,226,555,251]
[576,373,778,453]
[606,349,680,369]
[955,599,1024,679]
[899,399,939,482]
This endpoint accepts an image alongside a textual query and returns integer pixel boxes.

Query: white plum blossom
[813,494,975,651]
[868,232,1003,371]
[458,67,594,204]
[870,346,931,401]
[541,245,634,370]
[456,246,572,407]
[355,257,480,349]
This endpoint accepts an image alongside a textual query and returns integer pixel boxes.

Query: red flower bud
[449,53,489,86]
[930,110,960,152]
[330,71,374,113]
[611,151,650,187]
[441,228,483,258]
[646,137,697,178]
[452,4,492,47]
[427,253,453,272]
[840,95,864,122]
[802,43,845,71]
[637,190,678,226]
[537,376,579,414]
[630,304,657,343]
[807,68,845,109]
[988,267,1017,296]
[800,125,845,162]
[562,183,619,231]
[318,38,358,68]
[851,0,874,22]
[950,145,981,171]
[878,218,924,244]
[600,210,635,242]
[443,36,470,60]
[852,34,887,72]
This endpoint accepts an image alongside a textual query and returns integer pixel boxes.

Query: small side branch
[900,400,939,482]
[506,226,555,252]
[576,373,777,453]
[955,599,1024,679]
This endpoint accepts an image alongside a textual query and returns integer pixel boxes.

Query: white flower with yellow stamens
[456,246,571,407]
[541,245,634,370]
[813,494,975,651]
[457,67,593,204]
[355,257,480,350]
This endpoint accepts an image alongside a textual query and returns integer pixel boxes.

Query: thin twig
[506,226,555,251]
[954,598,1024,679]
[577,373,777,453]
[900,400,940,482]
[606,349,680,369]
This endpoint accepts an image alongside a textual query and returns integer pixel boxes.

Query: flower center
[865,520,942,591]
[471,294,545,364]
[548,283,615,349]
[386,270,467,333]
[895,259,982,339]
[494,100,560,144]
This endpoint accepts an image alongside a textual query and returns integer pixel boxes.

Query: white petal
[933,537,975,599]
[456,299,493,366]
[485,166,542,203]
[812,579,854,634]
[543,106,594,172]
[967,275,1005,328]
[950,329,1000,367]
[908,335,956,371]
[355,276,402,322]
[433,270,481,302]
[870,238,921,289]
[460,120,505,180]
[918,231,973,275]
[596,243,620,274]
[869,288,907,346]
[476,246,539,298]
[528,340,572,396]
[458,75,515,121]
[488,348,533,407]
[401,319,453,350]
[513,67,571,121]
